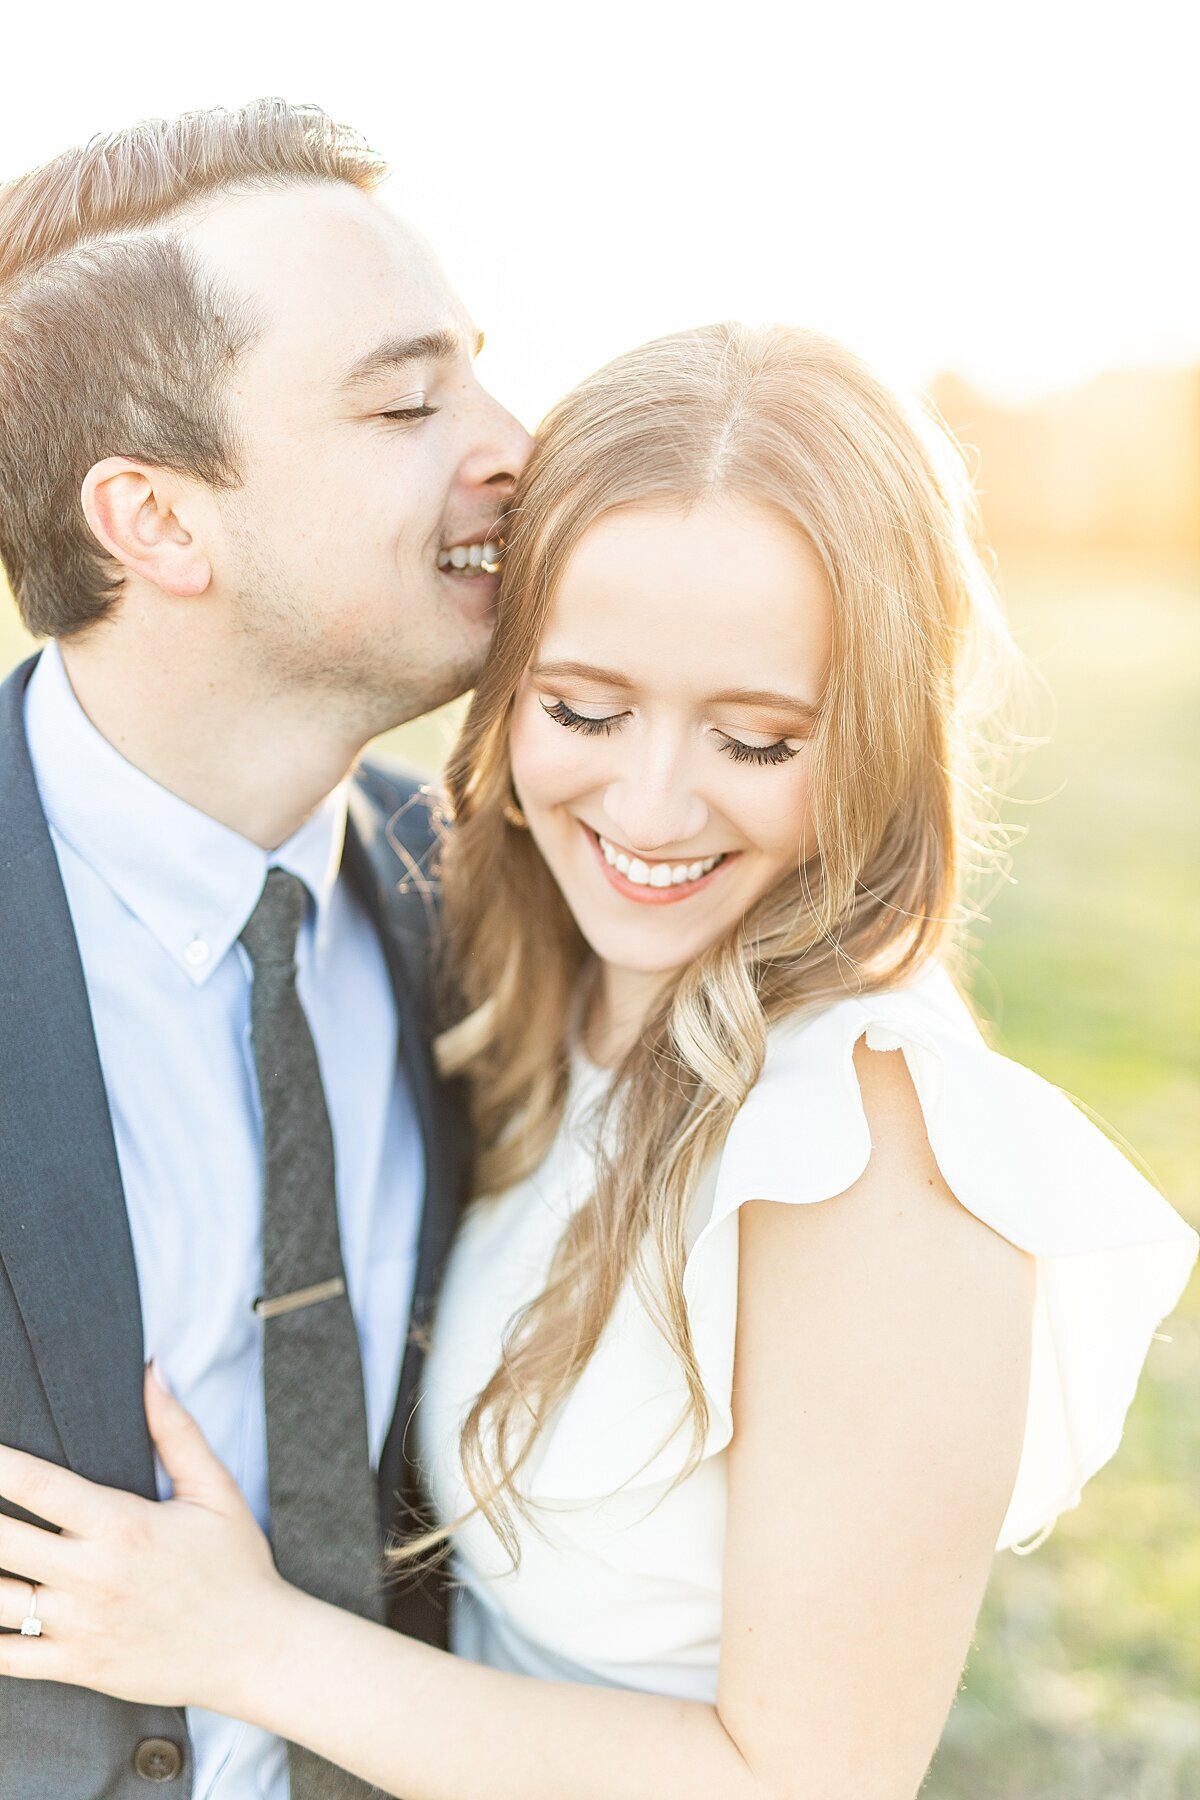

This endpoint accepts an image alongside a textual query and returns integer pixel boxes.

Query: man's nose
[464,392,534,494]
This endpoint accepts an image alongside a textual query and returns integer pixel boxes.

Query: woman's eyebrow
[529,660,636,688]
[707,687,820,721]
[529,667,820,721]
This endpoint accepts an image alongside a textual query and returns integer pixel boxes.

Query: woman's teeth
[597,834,724,888]
[437,539,502,576]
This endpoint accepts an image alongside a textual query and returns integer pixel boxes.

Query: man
[0,99,530,1797]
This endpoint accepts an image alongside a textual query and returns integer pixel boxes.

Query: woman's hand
[0,1364,288,1710]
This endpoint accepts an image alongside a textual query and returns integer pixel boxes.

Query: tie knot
[240,867,311,968]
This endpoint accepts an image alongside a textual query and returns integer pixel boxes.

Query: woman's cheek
[510,704,594,811]
[508,699,549,803]
[773,770,816,866]
[723,761,814,860]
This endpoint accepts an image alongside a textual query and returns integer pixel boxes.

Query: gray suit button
[133,1737,184,1781]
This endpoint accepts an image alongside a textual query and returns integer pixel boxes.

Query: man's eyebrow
[339,326,470,391]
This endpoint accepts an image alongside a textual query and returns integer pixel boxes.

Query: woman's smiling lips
[581,823,736,906]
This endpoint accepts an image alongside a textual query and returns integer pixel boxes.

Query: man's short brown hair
[0,99,387,638]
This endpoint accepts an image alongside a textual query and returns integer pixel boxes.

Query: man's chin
[384,642,488,732]
[438,564,501,631]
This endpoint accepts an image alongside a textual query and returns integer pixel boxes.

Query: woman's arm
[0,1040,1033,1800]
[0,1417,759,1800]
[718,1040,1034,1798]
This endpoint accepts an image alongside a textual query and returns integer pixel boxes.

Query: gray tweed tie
[241,868,384,1799]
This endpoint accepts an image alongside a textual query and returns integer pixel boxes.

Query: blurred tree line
[931,366,1200,560]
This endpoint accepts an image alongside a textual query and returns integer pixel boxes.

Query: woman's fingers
[0,1442,118,1535]
[0,1573,50,1633]
[143,1364,242,1507]
[0,1589,67,1681]
[0,1512,69,1584]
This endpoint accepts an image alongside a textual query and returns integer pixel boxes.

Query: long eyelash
[542,699,624,737]
[381,405,439,421]
[720,737,800,766]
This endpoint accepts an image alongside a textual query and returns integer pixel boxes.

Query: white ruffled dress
[416,964,1197,1700]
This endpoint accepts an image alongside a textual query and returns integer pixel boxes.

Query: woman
[0,324,1194,1800]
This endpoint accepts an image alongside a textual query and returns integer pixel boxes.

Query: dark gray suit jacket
[0,654,471,1796]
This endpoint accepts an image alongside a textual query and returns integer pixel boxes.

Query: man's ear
[81,458,214,598]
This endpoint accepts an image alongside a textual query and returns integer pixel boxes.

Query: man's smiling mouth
[437,537,503,576]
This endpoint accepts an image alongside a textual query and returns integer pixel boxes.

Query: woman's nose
[601,775,709,856]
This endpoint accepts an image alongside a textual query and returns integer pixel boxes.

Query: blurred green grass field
[2,556,1197,1796]
[926,557,1200,1800]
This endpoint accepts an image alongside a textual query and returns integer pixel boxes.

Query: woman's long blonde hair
[400,323,1018,1567]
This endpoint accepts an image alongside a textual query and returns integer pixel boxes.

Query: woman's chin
[575,914,721,980]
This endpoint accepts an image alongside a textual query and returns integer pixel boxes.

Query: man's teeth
[597,834,723,887]
[437,539,502,576]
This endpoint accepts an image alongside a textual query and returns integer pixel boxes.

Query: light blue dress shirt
[24,644,424,1798]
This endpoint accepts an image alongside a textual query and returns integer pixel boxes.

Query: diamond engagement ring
[20,1584,42,1637]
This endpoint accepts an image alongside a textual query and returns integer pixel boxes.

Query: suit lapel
[0,672,460,1543]
[0,657,155,1498]
[342,784,467,1520]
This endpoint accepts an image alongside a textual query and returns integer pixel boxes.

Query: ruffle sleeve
[524,965,1197,1551]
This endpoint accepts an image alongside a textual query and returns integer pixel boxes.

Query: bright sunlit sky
[4,0,1198,428]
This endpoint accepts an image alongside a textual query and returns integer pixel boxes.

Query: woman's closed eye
[542,699,802,766]
[541,699,629,737]
[718,733,802,766]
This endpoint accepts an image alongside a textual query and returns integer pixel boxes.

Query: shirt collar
[23,644,348,986]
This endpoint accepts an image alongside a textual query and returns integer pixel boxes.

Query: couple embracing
[0,99,1194,1800]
